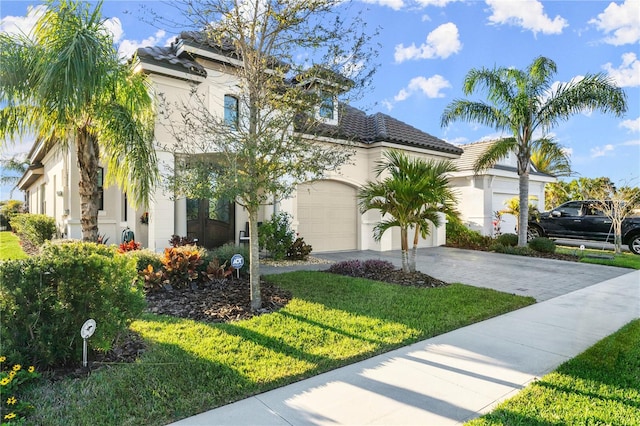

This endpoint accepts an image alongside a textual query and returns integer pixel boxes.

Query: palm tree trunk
[517,159,530,247]
[76,127,100,242]
[410,224,420,273]
[400,226,409,272]
[248,208,262,310]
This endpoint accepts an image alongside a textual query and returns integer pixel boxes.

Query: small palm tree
[441,56,627,246]
[0,0,157,241]
[358,150,458,273]
[0,156,29,199]
[500,195,539,235]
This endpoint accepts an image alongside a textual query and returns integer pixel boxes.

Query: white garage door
[297,181,358,252]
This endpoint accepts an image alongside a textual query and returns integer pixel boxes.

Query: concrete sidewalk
[170,251,639,425]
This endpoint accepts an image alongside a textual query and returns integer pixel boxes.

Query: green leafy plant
[495,233,518,247]
[259,213,295,260]
[490,244,534,256]
[0,357,40,424]
[212,243,249,275]
[160,246,204,289]
[0,241,145,368]
[528,237,556,254]
[0,200,24,232]
[286,237,312,260]
[446,219,492,250]
[9,213,56,248]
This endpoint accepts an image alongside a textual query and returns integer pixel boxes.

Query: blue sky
[1,0,639,202]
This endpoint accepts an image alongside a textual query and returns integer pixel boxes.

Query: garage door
[297,181,358,252]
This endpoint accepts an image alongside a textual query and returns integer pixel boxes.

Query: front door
[186,197,235,249]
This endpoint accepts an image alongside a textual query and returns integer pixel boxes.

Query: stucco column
[148,151,175,252]
[174,197,187,237]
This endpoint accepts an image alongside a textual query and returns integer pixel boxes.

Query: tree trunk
[76,127,100,242]
[248,208,262,310]
[517,156,530,247]
[400,226,409,272]
[409,225,420,273]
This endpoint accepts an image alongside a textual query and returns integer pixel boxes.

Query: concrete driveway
[263,246,630,302]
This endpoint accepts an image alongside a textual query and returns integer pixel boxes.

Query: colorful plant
[286,237,312,260]
[0,356,40,424]
[118,240,141,253]
[160,246,204,289]
[168,235,196,247]
[204,259,233,282]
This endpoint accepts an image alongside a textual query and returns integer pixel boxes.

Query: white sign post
[80,319,96,368]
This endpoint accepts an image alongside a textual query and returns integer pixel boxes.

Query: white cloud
[621,117,640,133]
[485,0,568,35]
[603,52,640,88]
[117,30,169,60]
[415,0,460,6]
[394,22,461,63]
[380,99,394,111]
[590,144,615,158]
[360,0,405,11]
[589,0,640,46]
[394,75,451,101]
[104,17,124,44]
[0,4,46,37]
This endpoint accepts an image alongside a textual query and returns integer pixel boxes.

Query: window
[224,95,239,128]
[97,167,104,211]
[319,91,335,120]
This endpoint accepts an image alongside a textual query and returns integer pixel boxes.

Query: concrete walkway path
[170,249,639,425]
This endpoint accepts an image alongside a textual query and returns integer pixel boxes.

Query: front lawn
[556,245,640,269]
[0,231,27,260]
[24,271,535,425]
[467,318,640,425]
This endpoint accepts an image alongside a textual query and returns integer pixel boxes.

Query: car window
[584,203,605,216]
[556,202,582,216]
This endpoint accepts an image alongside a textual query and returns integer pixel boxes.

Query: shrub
[0,200,24,231]
[160,245,204,289]
[362,259,395,277]
[203,258,233,282]
[490,243,534,256]
[326,260,364,277]
[10,213,56,248]
[259,213,295,260]
[286,237,312,260]
[495,233,518,247]
[528,237,556,254]
[213,243,250,275]
[126,249,163,273]
[169,234,197,247]
[118,240,141,253]
[446,219,492,250]
[0,241,145,368]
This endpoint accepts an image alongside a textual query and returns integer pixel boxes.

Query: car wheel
[629,234,640,256]
[527,225,542,241]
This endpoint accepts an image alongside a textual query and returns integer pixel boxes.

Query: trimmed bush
[528,237,556,254]
[495,233,518,247]
[259,213,295,260]
[286,237,312,260]
[213,243,250,275]
[0,241,145,368]
[490,243,535,256]
[0,199,24,231]
[10,213,56,248]
[446,219,492,250]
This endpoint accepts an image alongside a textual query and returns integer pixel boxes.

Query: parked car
[528,200,640,255]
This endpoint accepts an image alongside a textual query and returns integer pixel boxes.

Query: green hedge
[10,213,56,248]
[0,241,145,368]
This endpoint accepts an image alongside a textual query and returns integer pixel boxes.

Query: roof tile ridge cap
[372,112,388,139]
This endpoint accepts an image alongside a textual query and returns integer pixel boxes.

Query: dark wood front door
[186,197,235,249]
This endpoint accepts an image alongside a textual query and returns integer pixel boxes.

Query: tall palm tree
[0,0,157,241]
[441,56,627,246]
[530,137,572,177]
[358,150,458,273]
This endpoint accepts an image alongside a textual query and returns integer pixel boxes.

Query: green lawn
[467,318,640,425]
[556,245,640,269]
[0,231,27,260]
[24,271,535,425]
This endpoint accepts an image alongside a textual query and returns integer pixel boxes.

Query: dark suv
[528,200,640,255]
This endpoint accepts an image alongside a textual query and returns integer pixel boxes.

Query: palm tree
[0,156,29,199]
[530,137,572,177]
[0,0,157,241]
[358,150,458,273]
[441,56,627,246]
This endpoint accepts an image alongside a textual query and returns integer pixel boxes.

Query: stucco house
[17,32,465,253]
[450,140,556,237]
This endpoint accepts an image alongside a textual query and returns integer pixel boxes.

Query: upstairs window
[319,91,335,120]
[224,95,239,128]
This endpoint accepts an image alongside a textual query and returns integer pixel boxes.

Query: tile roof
[309,104,463,155]
[137,45,207,78]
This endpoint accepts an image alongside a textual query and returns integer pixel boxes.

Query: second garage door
[297,180,358,252]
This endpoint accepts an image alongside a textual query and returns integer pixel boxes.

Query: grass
[556,245,640,269]
[0,231,27,260]
[23,271,535,425]
[467,319,640,425]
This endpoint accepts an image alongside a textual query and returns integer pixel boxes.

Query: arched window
[224,95,239,128]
